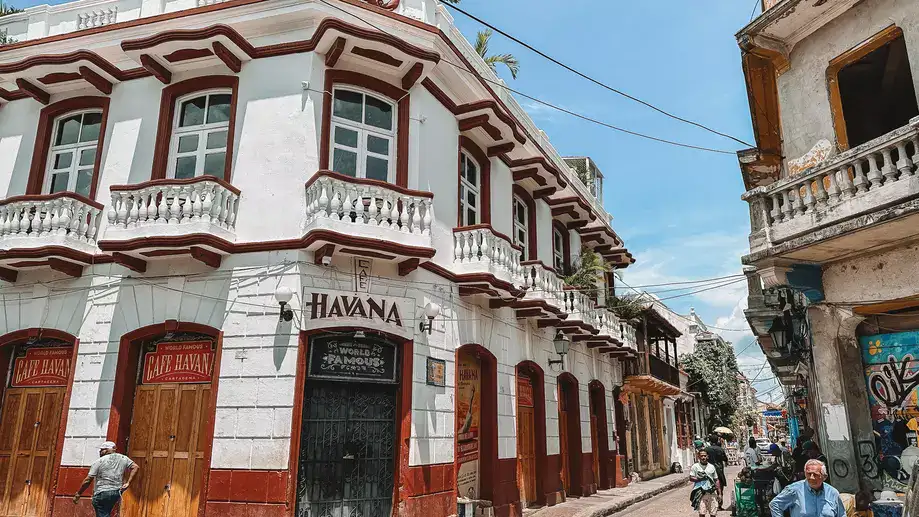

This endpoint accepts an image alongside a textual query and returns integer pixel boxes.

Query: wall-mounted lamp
[768,317,789,351]
[275,286,294,322]
[548,331,570,370]
[419,302,441,334]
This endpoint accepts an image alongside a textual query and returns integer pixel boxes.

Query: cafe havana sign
[303,291,404,327]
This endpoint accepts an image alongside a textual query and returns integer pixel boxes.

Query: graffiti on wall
[861,331,919,490]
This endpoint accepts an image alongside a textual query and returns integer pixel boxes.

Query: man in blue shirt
[770,459,845,517]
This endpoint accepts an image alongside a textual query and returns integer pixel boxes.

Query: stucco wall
[778,0,919,163]
[822,242,919,303]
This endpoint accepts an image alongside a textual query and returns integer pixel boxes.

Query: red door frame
[289,329,414,517]
[0,328,78,517]
[612,386,628,486]
[588,380,611,490]
[106,320,223,517]
[453,343,498,503]
[557,373,583,496]
[515,361,547,505]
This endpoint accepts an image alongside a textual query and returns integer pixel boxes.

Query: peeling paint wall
[778,0,919,163]
[822,243,919,304]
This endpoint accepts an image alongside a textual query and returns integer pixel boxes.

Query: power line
[442,2,755,149]
[318,0,739,155]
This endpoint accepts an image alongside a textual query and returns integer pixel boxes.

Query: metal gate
[296,381,397,517]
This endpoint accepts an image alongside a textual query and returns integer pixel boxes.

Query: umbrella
[713,426,734,436]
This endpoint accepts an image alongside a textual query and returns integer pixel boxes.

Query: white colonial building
[0,1,645,516]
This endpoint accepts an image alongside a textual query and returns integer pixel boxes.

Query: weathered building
[738,0,919,496]
[0,1,660,516]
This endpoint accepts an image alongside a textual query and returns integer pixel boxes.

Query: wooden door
[590,415,600,487]
[516,383,537,507]
[121,383,211,517]
[558,386,570,493]
[0,387,64,517]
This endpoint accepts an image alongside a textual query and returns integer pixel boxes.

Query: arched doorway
[588,381,611,490]
[454,344,497,504]
[557,373,582,497]
[108,321,221,517]
[612,387,628,486]
[294,331,407,517]
[0,328,77,517]
[516,361,547,507]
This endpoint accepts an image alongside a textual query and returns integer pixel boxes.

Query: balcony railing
[650,355,680,387]
[453,225,523,284]
[562,288,601,331]
[0,193,103,251]
[520,260,565,311]
[746,122,919,252]
[620,321,638,350]
[106,176,240,241]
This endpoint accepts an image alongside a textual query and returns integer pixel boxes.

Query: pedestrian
[769,459,845,517]
[794,441,828,481]
[704,434,728,509]
[744,437,763,468]
[72,440,139,517]
[690,450,719,517]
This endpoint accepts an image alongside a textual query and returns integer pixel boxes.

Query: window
[830,26,919,149]
[459,151,480,226]
[330,87,395,182]
[553,227,565,271]
[168,91,232,179]
[513,195,529,259]
[44,110,102,197]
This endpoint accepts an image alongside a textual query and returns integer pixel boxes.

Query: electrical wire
[318,0,740,155]
[442,1,755,148]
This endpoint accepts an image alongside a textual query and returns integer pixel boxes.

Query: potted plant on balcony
[563,248,611,300]
[608,293,651,323]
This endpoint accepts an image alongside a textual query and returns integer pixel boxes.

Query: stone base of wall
[613,455,630,487]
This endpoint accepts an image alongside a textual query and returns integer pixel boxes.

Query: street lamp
[418,302,441,334]
[768,317,789,352]
[548,331,570,370]
[275,286,294,322]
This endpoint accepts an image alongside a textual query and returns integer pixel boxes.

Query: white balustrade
[754,124,919,232]
[562,289,601,330]
[77,7,117,29]
[453,227,523,280]
[620,322,638,350]
[0,194,103,245]
[521,261,565,310]
[304,173,434,236]
[107,177,239,231]
[597,309,622,343]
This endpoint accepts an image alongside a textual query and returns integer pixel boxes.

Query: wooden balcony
[0,192,104,281]
[98,175,240,272]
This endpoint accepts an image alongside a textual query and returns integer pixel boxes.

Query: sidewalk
[525,472,691,517]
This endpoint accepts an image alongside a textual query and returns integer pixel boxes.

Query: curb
[573,477,693,517]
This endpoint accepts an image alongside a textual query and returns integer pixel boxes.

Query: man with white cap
[72,440,139,517]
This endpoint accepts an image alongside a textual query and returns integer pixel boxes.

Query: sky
[447,0,781,402]
[8,0,781,402]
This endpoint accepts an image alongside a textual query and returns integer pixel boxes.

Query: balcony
[98,176,240,272]
[739,0,859,52]
[744,121,919,265]
[649,355,680,387]
[303,171,435,271]
[452,225,524,298]
[0,192,104,281]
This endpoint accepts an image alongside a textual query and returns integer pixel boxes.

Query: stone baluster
[853,159,869,194]
[910,135,919,170]
[770,193,783,224]
[10,205,21,235]
[838,166,855,199]
[400,196,410,233]
[826,169,840,205]
[389,193,399,229]
[226,194,237,229]
[367,188,379,226]
[317,180,329,219]
[354,186,366,225]
[422,199,432,236]
[461,232,472,263]
[814,175,828,209]
[897,140,914,178]
[780,189,793,221]
[867,153,884,188]
[881,147,898,183]
[330,183,342,222]
[801,181,815,214]
[410,199,421,234]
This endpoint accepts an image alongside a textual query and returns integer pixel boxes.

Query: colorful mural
[861,331,919,491]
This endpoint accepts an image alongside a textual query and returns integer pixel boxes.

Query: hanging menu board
[142,341,214,384]
[308,337,397,383]
[11,347,72,387]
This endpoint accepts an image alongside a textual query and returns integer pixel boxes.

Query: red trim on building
[26,96,110,199]
[457,136,491,225]
[318,70,410,188]
[557,372,584,497]
[150,76,239,182]
[511,185,538,261]
[589,380,612,490]
[516,361,549,506]
[552,220,571,274]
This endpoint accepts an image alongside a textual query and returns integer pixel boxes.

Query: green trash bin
[734,481,757,517]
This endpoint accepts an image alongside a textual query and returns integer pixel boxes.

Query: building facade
[738,0,919,496]
[0,1,652,516]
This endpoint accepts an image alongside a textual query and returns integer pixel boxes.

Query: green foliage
[563,249,610,297]
[570,160,593,192]
[0,1,21,16]
[474,29,519,79]
[680,339,741,428]
[607,293,650,322]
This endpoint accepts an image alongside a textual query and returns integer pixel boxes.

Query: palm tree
[563,249,611,298]
[474,29,519,79]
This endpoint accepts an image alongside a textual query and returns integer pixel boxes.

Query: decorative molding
[77,7,117,30]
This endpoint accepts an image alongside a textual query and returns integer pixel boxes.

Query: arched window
[330,87,396,182]
[459,150,481,226]
[553,226,566,271]
[513,195,529,259]
[44,110,102,196]
[168,90,232,179]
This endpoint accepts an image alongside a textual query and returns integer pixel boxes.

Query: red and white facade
[0,1,641,516]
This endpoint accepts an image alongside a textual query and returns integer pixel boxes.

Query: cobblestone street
[528,466,742,517]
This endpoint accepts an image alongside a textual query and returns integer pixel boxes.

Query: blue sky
[9,0,779,401]
[448,0,780,401]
